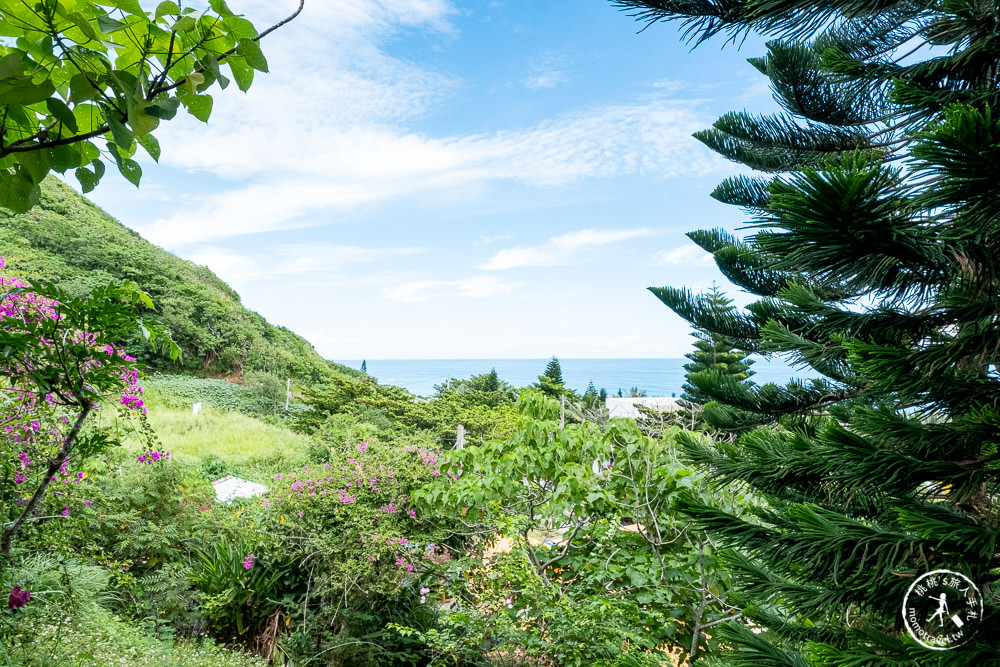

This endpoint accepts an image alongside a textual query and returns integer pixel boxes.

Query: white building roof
[212,475,269,503]
[606,397,683,419]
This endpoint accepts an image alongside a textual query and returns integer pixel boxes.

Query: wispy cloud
[128,3,726,249]
[523,51,572,90]
[186,244,425,289]
[653,243,715,267]
[144,100,720,247]
[651,79,688,93]
[382,275,523,301]
[475,233,514,246]
[481,228,657,270]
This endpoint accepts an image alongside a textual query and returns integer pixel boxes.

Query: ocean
[335,358,804,397]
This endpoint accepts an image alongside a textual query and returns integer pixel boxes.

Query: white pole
[285,378,291,414]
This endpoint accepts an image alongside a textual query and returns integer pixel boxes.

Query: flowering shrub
[248,437,454,665]
[137,451,172,464]
[0,258,177,555]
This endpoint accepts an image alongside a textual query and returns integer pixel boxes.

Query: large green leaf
[0,167,40,213]
[103,105,134,149]
[179,91,213,122]
[0,78,56,106]
[46,97,78,133]
[137,132,160,162]
[227,55,253,92]
[236,39,268,73]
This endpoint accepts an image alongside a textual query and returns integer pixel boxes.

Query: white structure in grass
[605,397,682,419]
[212,476,268,503]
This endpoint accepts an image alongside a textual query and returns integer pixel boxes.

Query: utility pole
[560,395,565,429]
[456,424,465,450]
[285,378,291,414]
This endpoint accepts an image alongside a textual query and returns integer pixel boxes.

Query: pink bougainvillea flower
[7,586,30,609]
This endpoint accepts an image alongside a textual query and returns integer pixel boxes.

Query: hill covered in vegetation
[0,178,357,384]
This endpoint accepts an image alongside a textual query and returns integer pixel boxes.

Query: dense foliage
[0,258,174,557]
[412,392,739,665]
[1,178,358,383]
[298,369,520,447]
[623,0,1000,663]
[0,0,301,212]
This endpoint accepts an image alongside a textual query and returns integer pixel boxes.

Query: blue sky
[80,0,776,360]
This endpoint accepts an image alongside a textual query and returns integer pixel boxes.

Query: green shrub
[189,537,296,640]
[10,607,266,667]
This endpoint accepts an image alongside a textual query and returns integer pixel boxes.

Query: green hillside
[0,178,357,384]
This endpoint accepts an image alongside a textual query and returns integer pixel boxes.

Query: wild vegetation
[3,0,999,664]
[632,0,1000,661]
[1,179,357,383]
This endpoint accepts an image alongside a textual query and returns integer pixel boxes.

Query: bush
[244,437,457,666]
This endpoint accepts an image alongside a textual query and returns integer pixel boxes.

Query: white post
[456,424,465,450]
[285,378,291,414]
[560,395,565,429]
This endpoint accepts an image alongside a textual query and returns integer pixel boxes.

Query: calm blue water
[336,358,805,397]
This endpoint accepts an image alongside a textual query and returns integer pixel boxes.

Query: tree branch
[2,399,93,554]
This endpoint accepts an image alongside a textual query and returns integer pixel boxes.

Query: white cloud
[186,243,424,289]
[383,275,523,301]
[475,233,514,245]
[523,71,568,90]
[651,79,688,92]
[653,243,715,267]
[522,50,572,90]
[145,100,720,247]
[481,227,657,270]
[125,0,726,249]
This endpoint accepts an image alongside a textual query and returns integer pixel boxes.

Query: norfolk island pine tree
[678,285,754,407]
[614,0,1000,664]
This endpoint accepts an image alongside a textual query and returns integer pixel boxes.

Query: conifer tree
[544,356,564,385]
[668,284,755,406]
[537,356,566,397]
[583,380,599,408]
[617,0,1000,663]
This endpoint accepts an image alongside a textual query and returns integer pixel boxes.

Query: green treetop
[619,0,1000,663]
[671,284,755,406]
[0,0,301,212]
[537,356,566,397]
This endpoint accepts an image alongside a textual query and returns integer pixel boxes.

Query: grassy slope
[137,392,310,481]
[0,177,357,384]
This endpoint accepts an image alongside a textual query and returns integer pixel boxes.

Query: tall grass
[17,608,267,667]
[124,389,311,482]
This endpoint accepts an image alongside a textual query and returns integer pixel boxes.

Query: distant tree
[629,387,647,397]
[434,368,517,407]
[360,359,367,374]
[544,357,563,384]
[663,284,754,406]
[536,356,566,397]
[582,381,599,408]
[470,368,500,393]
[598,388,607,402]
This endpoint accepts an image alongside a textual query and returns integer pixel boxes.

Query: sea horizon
[335,357,804,398]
